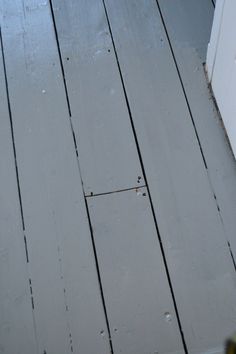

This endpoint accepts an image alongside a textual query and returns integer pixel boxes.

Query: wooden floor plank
[158,0,236,265]
[87,188,184,354]
[103,0,236,352]
[1,1,110,353]
[51,0,143,195]
[0,33,38,354]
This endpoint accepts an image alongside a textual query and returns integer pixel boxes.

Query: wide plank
[0,33,37,354]
[51,0,143,195]
[104,0,236,352]
[1,1,110,353]
[88,188,184,354]
[158,0,236,266]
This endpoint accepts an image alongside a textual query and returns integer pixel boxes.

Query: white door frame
[207,0,236,158]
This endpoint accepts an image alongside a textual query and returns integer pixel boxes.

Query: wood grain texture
[51,0,143,195]
[0,1,110,353]
[104,0,236,352]
[88,188,184,354]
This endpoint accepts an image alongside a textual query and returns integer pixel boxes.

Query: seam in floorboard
[0,26,39,353]
[0,28,26,233]
[156,0,208,170]
[85,185,146,198]
[101,1,189,353]
[156,1,236,271]
[228,242,236,272]
[213,193,236,271]
[48,2,114,353]
[0,26,30,280]
[84,198,114,353]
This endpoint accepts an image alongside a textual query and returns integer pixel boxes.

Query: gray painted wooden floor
[0,1,236,353]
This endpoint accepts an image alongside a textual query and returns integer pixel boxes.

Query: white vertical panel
[206,0,225,81]
[210,0,236,157]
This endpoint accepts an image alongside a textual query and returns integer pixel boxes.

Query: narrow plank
[0,34,37,354]
[158,0,236,265]
[1,1,110,353]
[87,188,184,354]
[51,0,143,195]
[104,0,236,352]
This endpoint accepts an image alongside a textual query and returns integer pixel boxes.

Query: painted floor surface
[0,1,236,354]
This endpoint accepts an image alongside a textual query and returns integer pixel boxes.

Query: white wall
[207,0,236,157]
